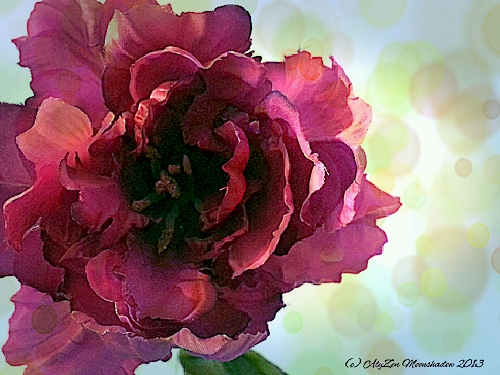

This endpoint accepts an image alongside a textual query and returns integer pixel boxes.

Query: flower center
[119,117,230,255]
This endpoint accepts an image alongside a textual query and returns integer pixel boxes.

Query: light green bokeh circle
[491,248,500,273]
[403,183,426,209]
[420,268,447,298]
[467,223,490,248]
[360,0,406,28]
[416,235,434,258]
[315,367,334,375]
[283,311,303,334]
[374,313,394,335]
[443,328,464,352]
[484,155,500,183]
[482,5,500,56]
[397,281,420,306]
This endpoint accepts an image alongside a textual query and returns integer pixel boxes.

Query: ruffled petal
[352,174,402,222]
[13,0,113,125]
[265,51,367,142]
[173,328,267,362]
[129,46,202,102]
[302,140,357,227]
[263,221,387,293]
[59,160,148,248]
[199,121,249,231]
[3,286,142,375]
[16,98,93,167]
[103,4,251,112]
[0,228,64,296]
[228,120,293,277]
[183,52,271,150]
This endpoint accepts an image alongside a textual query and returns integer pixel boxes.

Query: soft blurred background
[1,0,499,374]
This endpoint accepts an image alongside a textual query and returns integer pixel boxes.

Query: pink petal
[173,328,267,362]
[264,220,387,293]
[62,270,125,328]
[86,249,124,302]
[3,166,64,251]
[301,140,357,227]
[16,98,93,167]
[13,0,113,125]
[228,120,293,277]
[0,104,35,188]
[183,52,271,150]
[129,46,202,102]
[265,51,365,142]
[3,286,142,375]
[103,4,251,112]
[200,122,249,231]
[353,174,402,221]
[0,228,64,296]
[59,160,148,249]
[118,246,216,322]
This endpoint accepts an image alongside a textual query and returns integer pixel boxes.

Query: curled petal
[103,4,251,112]
[173,328,267,362]
[16,98,92,168]
[129,46,202,102]
[228,121,293,277]
[265,51,361,141]
[3,286,142,375]
[264,221,387,293]
[200,122,249,230]
[13,0,113,125]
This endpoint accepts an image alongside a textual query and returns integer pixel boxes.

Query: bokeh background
[1,0,499,374]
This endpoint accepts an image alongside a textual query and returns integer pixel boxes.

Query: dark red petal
[0,228,64,296]
[13,0,112,126]
[129,46,202,102]
[3,167,64,251]
[265,51,368,142]
[109,4,250,64]
[59,160,148,248]
[62,270,125,328]
[200,122,249,231]
[228,121,293,277]
[201,52,272,111]
[103,4,251,112]
[218,269,284,336]
[86,249,124,302]
[3,286,142,375]
[264,220,387,293]
[118,247,216,322]
[302,140,357,227]
[0,104,35,188]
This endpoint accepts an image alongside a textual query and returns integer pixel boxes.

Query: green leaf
[179,349,289,375]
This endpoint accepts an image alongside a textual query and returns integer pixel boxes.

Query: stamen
[157,226,175,254]
[168,164,182,174]
[183,155,192,175]
[156,171,181,198]
[131,198,151,212]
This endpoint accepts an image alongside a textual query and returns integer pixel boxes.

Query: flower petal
[129,46,202,102]
[13,0,113,125]
[103,4,251,112]
[228,120,293,277]
[59,160,148,249]
[265,51,363,142]
[16,98,93,167]
[264,221,387,293]
[200,122,249,231]
[0,228,64,296]
[3,286,142,375]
